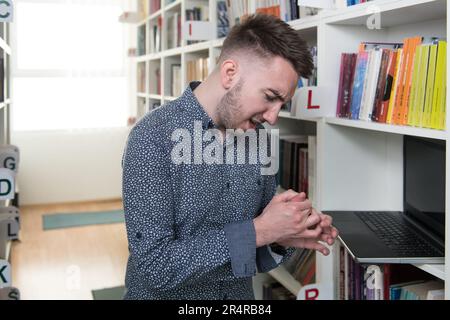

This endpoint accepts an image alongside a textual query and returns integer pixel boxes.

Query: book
[349,51,369,119]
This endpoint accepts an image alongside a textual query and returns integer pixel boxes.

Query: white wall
[12,127,130,205]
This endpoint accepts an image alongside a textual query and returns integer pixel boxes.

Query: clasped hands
[253,189,339,256]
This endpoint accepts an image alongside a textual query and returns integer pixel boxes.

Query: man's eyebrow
[265,88,286,102]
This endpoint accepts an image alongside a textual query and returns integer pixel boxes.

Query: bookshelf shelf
[212,38,225,48]
[268,265,302,296]
[165,0,182,12]
[148,94,163,100]
[288,15,320,31]
[324,0,446,27]
[325,117,447,141]
[413,264,445,280]
[137,92,148,98]
[149,9,163,21]
[164,96,177,101]
[184,41,210,54]
[279,111,320,123]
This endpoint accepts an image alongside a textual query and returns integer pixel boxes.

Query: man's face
[217,55,299,130]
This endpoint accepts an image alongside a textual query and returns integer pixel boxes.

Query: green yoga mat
[43,209,124,230]
[92,286,125,300]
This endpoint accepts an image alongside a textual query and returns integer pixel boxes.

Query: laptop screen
[404,136,446,240]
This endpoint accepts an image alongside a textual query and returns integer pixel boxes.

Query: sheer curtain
[12,0,129,131]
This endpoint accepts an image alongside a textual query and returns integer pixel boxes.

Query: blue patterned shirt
[122,82,292,300]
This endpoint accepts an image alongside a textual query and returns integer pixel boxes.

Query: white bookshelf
[268,266,302,296]
[1,19,12,263]
[132,0,449,299]
[311,0,449,300]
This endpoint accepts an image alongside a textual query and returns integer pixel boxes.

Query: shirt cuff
[224,220,256,278]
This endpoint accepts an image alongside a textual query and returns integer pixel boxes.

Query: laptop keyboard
[358,212,444,257]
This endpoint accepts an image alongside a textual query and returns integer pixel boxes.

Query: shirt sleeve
[122,125,257,292]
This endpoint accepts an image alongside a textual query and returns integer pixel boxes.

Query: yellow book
[435,41,447,130]
[386,49,403,124]
[423,43,438,128]
[431,41,446,129]
[416,45,430,127]
[407,45,423,126]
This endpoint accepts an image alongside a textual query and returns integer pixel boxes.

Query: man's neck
[192,78,222,126]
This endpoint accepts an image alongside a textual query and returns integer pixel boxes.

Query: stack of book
[137,63,145,93]
[338,246,444,300]
[336,37,447,130]
[186,58,209,83]
[151,17,163,53]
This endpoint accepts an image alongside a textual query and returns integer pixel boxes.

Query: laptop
[324,136,445,264]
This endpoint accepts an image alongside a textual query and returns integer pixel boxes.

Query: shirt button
[257,179,261,186]
[136,232,142,239]
[226,182,230,189]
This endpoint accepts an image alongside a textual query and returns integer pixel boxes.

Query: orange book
[399,36,422,125]
[392,38,410,124]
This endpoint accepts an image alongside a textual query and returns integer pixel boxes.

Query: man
[122,14,338,300]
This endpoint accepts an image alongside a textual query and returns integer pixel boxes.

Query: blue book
[349,51,369,119]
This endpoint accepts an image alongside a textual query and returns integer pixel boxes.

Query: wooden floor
[10,199,128,300]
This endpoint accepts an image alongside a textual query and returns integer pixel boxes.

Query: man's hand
[253,189,320,247]
[277,192,339,256]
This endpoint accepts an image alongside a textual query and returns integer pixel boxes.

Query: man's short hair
[218,14,314,78]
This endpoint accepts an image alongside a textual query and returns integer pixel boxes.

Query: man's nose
[262,108,280,125]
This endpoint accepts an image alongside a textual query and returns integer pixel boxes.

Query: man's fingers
[319,213,333,228]
[273,189,300,203]
[299,226,323,239]
[305,212,321,228]
[289,192,306,203]
[301,240,330,256]
[287,200,312,212]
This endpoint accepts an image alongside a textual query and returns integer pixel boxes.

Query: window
[12,0,128,131]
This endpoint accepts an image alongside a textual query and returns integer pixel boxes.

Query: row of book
[343,0,374,6]
[137,62,162,95]
[262,281,296,300]
[138,0,161,18]
[338,245,444,300]
[150,17,163,53]
[255,0,318,22]
[137,17,162,55]
[137,25,146,56]
[284,249,316,286]
[171,64,182,97]
[186,57,209,84]
[186,6,210,45]
[166,13,182,50]
[277,135,317,206]
[336,37,447,130]
[137,63,145,93]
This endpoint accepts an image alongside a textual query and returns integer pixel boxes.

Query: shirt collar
[181,81,217,130]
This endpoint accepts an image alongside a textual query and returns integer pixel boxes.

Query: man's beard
[216,79,244,129]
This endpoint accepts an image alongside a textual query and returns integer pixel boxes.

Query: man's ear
[220,59,239,90]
